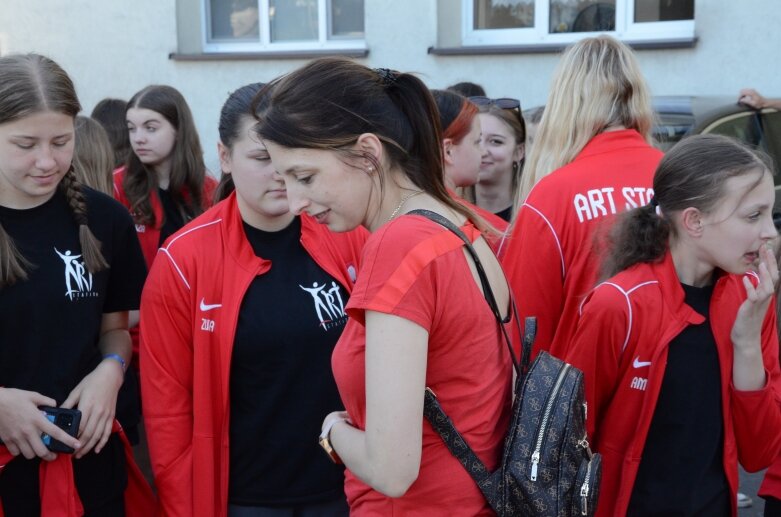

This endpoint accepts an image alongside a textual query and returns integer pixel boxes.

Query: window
[203,0,365,53]
[463,0,694,47]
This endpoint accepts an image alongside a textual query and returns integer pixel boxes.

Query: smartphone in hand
[39,406,81,453]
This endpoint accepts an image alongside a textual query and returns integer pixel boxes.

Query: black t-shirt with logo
[228,217,348,507]
[628,282,730,517]
[157,187,186,247]
[0,187,146,512]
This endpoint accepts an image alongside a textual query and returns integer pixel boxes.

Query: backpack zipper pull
[580,459,593,515]
[530,451,540,481]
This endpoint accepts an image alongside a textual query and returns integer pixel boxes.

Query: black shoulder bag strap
[408,209,535,488]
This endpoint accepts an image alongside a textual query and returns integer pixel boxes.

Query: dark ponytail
[602,134,772,278]
[601,202,669,278]
[257,58,487,231]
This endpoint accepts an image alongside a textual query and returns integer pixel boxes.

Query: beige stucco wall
[1,0,779,173]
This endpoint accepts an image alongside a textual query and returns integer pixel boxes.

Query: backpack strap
[407,209,520,373]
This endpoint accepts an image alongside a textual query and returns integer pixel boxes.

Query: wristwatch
[319,418,345,464]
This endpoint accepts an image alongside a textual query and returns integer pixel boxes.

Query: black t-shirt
[158,187,186,246]
[627,283,730,517]
[495,205,512,222]
[228,217,348,507]
[0,187,146,511]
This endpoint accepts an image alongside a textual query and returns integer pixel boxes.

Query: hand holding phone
[0,388,81,459]
[39,406,82,453]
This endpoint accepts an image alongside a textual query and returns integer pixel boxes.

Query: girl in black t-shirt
[0,54,152,516]
[140,83,366,517]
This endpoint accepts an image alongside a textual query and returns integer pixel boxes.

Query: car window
[703,109,781,207]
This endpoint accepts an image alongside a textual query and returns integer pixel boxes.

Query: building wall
[1,0,779,173]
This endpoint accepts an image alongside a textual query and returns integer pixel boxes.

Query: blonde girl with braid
[0,54,153,515]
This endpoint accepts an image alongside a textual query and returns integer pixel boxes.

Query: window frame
[201,0,366,54]
[461,0,694,47]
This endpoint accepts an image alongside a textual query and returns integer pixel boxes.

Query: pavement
[739,467,766,517]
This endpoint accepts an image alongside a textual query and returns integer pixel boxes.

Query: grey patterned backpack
[412,209,601,517]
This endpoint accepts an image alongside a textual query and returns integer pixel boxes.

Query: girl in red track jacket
[140,84,367,517]
[114,84,217,270]
[503,35,661,361]
[566,134,781,517]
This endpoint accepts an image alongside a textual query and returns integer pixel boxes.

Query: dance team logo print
[55,248,98,300]
[299,281,347,330]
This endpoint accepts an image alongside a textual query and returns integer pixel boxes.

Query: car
[652,95,781,208]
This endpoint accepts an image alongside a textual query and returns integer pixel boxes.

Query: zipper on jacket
[529,364,570,481]
[580,458,593,516]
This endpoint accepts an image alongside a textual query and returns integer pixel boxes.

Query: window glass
[550,0,615,33]
[330,0,364,38]
[473,0,534,30]
[270,0,318,42]
[209,0,260,41]
[706,113,761,147]
[759,111,781,180]
[634,0,693,22]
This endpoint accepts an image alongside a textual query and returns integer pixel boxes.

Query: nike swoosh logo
[633,356,652,369]
[200,298,222,311]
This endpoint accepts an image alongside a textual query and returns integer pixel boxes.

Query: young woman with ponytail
[0,54,153,515]
[565,134,781,517]
[259,59,513,515]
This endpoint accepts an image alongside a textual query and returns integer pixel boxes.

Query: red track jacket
[139,194,366,517]
[565,251,781,517]
[112,167,217,269]
[113,166,217,361]
[502,129,662,359]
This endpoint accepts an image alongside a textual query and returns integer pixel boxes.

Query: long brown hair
[123,85,207,226]
[257,58,485,231]
[0,54,108,288]
[73,116,114,195]
[602,134,773,278]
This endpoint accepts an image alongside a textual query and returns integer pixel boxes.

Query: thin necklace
[387,190,423,223]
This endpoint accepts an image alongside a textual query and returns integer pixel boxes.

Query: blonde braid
[59,167,109,272]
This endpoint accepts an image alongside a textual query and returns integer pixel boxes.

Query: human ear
[217,141,232,175]
[443,138,455,166]
[355,133,384,171]
[680,207,704,237]
[514,142,525,161]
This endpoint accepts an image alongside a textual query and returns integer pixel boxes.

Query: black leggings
[766,496,781,517]
[0,434,127,517]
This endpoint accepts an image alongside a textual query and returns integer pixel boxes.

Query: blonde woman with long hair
[502,35,662,361]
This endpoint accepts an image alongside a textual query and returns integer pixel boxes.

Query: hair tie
[375,68,399,88]
[649,197,662,217]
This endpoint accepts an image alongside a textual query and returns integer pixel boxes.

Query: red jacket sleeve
[565,284,630,440]
[503,204,564,358]
[731,300,781,472]
[139,253,195,517]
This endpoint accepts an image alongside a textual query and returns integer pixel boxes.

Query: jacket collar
[648,249,734,325]
[575,129,650,161]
